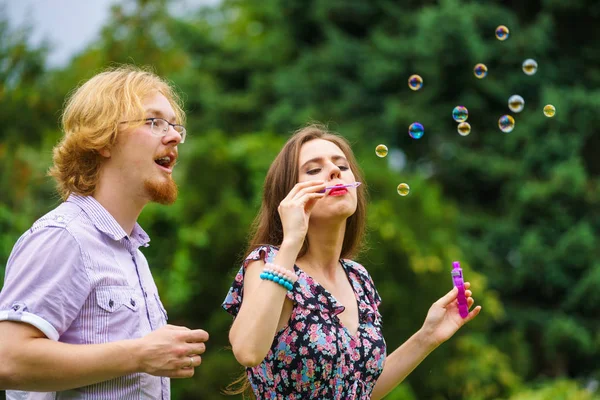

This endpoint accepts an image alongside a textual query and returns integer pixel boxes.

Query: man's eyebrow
[145,108,177,123]
[300,155,347,169]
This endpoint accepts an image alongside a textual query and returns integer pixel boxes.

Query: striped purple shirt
[0,195,170,399]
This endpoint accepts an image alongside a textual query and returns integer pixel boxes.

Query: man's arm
[0,320,208,391]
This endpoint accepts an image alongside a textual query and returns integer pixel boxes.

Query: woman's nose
[329,164,341,180]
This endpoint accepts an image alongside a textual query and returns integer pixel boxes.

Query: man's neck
[93,181,146,236]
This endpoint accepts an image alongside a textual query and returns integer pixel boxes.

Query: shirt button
[109,300,114,308]
[56,216,64,222]
[130,299,136,307]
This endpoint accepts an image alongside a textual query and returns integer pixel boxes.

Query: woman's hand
[419,282,482,348]
[278,180,327,246]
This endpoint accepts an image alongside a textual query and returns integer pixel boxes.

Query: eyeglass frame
[119,117,187,143]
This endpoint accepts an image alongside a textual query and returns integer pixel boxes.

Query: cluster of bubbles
[452,106,471,136]
[377,24,556,197]
[469,27,555,132]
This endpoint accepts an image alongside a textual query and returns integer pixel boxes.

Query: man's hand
[135,325,209,378]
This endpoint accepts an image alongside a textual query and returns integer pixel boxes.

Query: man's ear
[98,147,111,158]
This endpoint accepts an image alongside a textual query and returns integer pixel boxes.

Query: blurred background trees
[1,0,599,399]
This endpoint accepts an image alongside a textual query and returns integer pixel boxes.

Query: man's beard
[144,176,178,205]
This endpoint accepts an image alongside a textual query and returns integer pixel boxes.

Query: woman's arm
[371,284,481,400]
[229,180,327,367]
[228,240,302,367]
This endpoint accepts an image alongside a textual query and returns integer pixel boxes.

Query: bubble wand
[318,182,361,193]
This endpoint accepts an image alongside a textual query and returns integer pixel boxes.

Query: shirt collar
[67,194,150,247]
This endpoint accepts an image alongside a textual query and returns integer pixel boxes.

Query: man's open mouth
[154,155,175,168]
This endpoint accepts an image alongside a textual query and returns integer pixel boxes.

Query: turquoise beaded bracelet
[260,271,294,291]
[260,262,297,291]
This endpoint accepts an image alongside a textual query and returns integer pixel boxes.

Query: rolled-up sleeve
[0,226,90,340]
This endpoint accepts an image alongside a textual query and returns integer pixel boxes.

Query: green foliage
[2,0,599,399]
[507,379,600,400]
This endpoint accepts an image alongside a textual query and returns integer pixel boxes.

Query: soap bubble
[543,104,556,117]
[452,106,469,122]
[375,144,388,158]
[408,122,424,139]
[498,115,515,133]
[508,95,525,113]
[495,25,510,41]
[522,59,538,75]
[408,75,423,91]
[397,183,410,196]
[457,122,471,136]
[474,63,488,79]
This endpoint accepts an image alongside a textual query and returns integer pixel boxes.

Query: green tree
[2,0,599,398]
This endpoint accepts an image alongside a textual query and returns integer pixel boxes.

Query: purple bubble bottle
[452,261,469,318]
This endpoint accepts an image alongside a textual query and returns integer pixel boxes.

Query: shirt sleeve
[221,245,277,317]
[0,226,91,340]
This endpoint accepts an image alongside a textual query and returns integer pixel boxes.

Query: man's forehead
[142,93,177,121]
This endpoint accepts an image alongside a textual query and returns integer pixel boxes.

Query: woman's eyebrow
[300,155,348,169]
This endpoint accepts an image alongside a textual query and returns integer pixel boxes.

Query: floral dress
[222,245,387,399]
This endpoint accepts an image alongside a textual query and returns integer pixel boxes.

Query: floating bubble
[397,183,410,196]
[408,75,423,91]
[498,115,515,133]
[452,106,469,122]
[522,59,538,75]
[408,122,424,139]
[495,25,510,41]
[375,144,388,158]
[508,95,525,113]
[543,104,556,117]
[474,63,488,79]
[457,122,471,136]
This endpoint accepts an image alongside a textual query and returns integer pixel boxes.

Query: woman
[222,124,481,399]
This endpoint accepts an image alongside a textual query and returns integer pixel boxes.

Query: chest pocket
[95,286,140,341]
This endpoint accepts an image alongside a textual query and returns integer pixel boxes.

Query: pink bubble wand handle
[318,182,361,193]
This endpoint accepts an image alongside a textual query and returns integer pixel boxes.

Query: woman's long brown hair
[224,123,368,398]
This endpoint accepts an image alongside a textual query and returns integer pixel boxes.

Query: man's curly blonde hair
[49,65,185,200]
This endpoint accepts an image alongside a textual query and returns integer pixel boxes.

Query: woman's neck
[298,220,346,280]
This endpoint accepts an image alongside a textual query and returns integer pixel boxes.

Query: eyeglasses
[121,118,187,143]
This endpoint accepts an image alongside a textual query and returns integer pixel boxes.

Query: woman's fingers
[291,182,327,201]
[464,305,482,323]
[286,180,325,200]
[435,286,458,307]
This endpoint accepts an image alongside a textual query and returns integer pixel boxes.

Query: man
[0,65,208,399]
